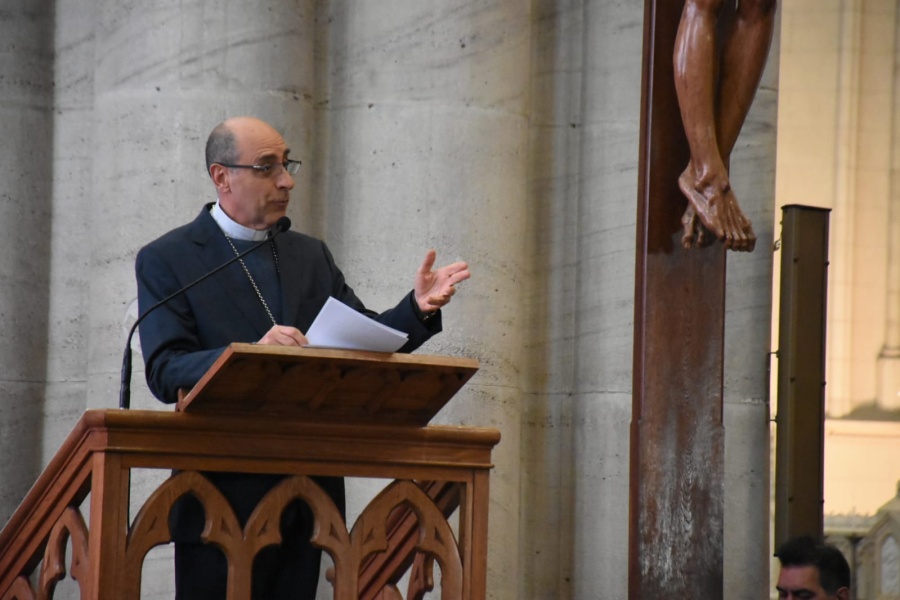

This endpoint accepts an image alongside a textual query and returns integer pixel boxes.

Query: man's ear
[208,164,230,192]
[835,586,850,600]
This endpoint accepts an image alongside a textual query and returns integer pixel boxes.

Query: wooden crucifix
[631,0,776,597]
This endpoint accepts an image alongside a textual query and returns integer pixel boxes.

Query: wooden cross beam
[631,0,729,596]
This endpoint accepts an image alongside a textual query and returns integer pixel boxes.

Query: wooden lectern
[0,344,499,600]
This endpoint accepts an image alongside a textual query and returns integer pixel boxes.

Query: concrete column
[826,0,862,418]
[86,2,316,594]
[43,0,97,464]
[845,1,894,412]
[569,2,642,596]
[314,1,531,595]
[722,8,780,598]
[527,0,776,595]
[88,0,317,410]
[520,0,583,596]
[877,0,900,410]
[0,2,54,523]
[523,0,775,595]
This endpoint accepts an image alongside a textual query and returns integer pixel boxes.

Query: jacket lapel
[188,206,273,339]
[274,233,302,328]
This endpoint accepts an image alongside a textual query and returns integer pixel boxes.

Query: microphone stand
[118,217,291,410]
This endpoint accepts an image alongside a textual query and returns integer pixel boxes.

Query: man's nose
[276,168,295,189]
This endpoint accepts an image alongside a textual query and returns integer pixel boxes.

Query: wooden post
[631,0,725,597]
[89,453,130,600]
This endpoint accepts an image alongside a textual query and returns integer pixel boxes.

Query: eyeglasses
[217,159,302,177]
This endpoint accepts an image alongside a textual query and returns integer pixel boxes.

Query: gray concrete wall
[722,11,780,599]
[46,0,94,465]
[0,1,777,598]
[0,0,54,524]
[87,0,318,411]
[522,0,776,597]
[314,1,531,594]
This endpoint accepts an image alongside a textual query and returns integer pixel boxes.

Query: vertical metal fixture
[774,204,831,549]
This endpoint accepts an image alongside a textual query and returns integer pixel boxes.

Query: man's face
[776,565,848,600]
[216,119,295,230]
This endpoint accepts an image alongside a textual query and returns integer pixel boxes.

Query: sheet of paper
[305,296,408,352]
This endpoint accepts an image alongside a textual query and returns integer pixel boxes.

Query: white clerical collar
[210,200,269,241]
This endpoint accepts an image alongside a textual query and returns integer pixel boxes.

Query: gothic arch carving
[352,480,462,599]
[37,507,90,600]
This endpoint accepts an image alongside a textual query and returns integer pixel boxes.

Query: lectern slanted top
[176,343,480,426]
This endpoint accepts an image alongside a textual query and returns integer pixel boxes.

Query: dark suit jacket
[135,204,442,541]
[136,204,441,403]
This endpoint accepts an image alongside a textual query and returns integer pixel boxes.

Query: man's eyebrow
[255,150,290,162]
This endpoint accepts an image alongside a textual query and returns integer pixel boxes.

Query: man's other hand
[414,249,471,314]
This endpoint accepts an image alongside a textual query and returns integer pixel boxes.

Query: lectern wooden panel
[0,346,497,600]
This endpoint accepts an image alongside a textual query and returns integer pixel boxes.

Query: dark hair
[205,122,238,174]
[775,535,851,594]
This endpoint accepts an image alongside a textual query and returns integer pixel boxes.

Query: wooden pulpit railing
[0,345,499,600]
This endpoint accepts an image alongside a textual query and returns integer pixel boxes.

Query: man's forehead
[777,564,823,592]
[239,134,289,161]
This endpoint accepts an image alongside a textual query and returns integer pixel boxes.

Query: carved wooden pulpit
[0,344,499,600]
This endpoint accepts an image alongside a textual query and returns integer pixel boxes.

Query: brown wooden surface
[358,481,461,599]
[631,0,725,597]
[89,453,130,600]
[177,344,479,427]
[0,409,500,600]
[0,415,97,585]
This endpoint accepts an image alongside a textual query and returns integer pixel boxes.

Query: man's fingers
[287,329,309,346]
[441,264,470,286]
[418,249,437,274]
[453,266,471,284]
[259,325,308,346]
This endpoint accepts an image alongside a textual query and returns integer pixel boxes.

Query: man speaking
[135,116,470,599]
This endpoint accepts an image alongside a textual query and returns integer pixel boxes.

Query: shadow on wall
[0,2,57,525]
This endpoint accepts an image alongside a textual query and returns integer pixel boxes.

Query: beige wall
[772,5,900,596]
[775,0,900,530]
[776,0,899,418]
[825,420,900,516]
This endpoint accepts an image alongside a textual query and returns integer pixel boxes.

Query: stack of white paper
[305,296,408,352]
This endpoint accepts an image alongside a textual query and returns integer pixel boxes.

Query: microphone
[118,216,291,409]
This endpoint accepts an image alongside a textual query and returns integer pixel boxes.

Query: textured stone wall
[0,0,54,524]
[721,10,780,596]
[314,1,531,594]
[0,1,777,598]
[87,0,318,410]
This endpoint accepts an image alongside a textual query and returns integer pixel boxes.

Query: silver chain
[223,235,279,327]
